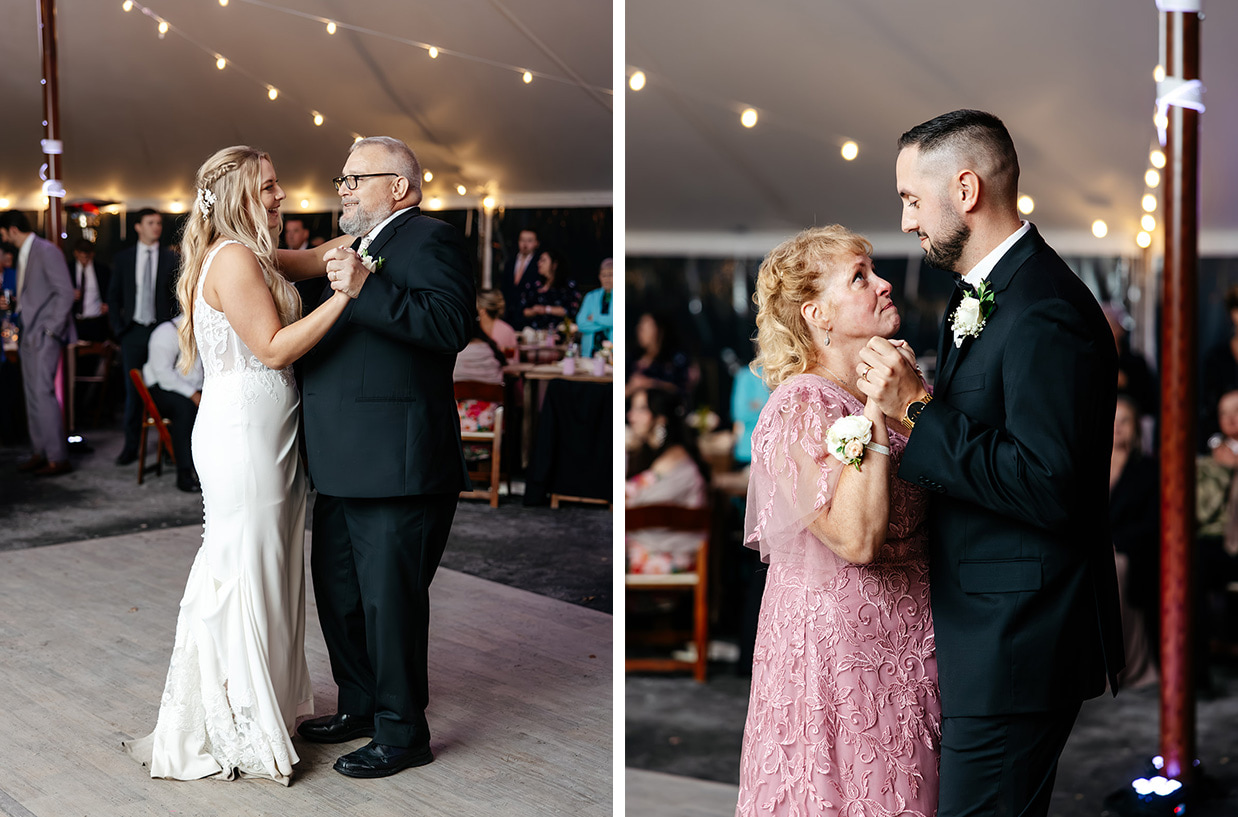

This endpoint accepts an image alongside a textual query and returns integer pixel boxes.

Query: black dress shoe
[176,475,201,493]
[333,741,433,779]
[115,451,138,466]
[296,713,375,744]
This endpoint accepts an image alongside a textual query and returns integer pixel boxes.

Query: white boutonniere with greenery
[359,249,385,274]
[950,279,996,348]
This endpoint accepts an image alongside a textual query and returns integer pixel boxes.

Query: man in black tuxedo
[106,208,178,465]
[499,227,541,328]
[858,110,1124,817]
[287,136,474,778]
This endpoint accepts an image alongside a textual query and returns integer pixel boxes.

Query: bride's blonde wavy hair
[175,145,300,373]
[751,225,873,390]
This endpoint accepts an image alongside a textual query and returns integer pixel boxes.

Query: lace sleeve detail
[744,375,859,567]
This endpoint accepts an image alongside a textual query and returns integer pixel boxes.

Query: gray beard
[339,202,391,237]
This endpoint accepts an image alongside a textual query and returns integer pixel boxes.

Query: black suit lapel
[363,207,420,260]
[935,286,964,391]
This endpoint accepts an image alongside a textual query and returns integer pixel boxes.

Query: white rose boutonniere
[950,279,997,348]
[359,249,385,274]
[826,415,874,471]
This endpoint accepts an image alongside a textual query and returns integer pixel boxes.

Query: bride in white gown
[124,146,353,784]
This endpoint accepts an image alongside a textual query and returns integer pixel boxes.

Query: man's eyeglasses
[332,173,399,192]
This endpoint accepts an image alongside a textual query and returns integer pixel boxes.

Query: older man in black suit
[280,136,474,779]
[858,110,1124,817]
[107,208,178,465]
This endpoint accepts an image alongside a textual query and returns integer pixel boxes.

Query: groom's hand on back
[324,248,370,299]
[857,337,923,418]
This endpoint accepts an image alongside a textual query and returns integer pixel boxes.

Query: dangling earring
[652,422,668,448]
[823,328,830,347]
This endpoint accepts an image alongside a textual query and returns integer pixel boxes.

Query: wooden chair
[625,504,711,682]
[128,369,175,485]
[455,380,505,508]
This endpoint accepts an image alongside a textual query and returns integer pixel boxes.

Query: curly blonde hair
[751,225,873,389]
[175,146,300,373]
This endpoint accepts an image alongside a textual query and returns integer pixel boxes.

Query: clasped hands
[322,247,370,299]
[855,337,925,419]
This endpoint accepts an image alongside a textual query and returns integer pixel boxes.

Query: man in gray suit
[0,211,76,476]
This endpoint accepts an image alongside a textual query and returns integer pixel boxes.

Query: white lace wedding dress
[124,240,313,785]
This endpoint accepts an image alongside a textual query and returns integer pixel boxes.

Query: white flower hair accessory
[826,414,888,471]
[195,187,217,222]
[950,279,997,348]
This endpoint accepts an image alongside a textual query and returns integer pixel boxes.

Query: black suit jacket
[71,259,110,316]
[500,250,542,328]
[106,243,178,336]
[301,208,475,497]
[899,224,1124,717]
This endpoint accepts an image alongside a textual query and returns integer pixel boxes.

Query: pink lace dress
[736,374,940,817]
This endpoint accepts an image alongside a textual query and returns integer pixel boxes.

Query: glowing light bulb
[300,199,310,209]
[268,87,279,101]
[0,198,10,209]
[1154,112,1169,131]
[741,108,758,128]
[1154,64,1166,83]
[168,201,185,214]
[353,135,364,144]
[1017,195,1034,215]
[1145,169,1161,188]
[840,141,859,161]
[216,55,226,70]
[483,196,496,210]
[312,112,324,126]
[1092,220,1108,238]
[1142,194,1157,213]
[158,20,169,35]
[122,0,133,11]
[1150,150,1166,169]
[456,185,467,196]
[326,21,336,34]
[522,71,533,84]
[428,197,443,210]
[423,171,433,182]
[1137,231,1152,249]
[219,0,229,6]
[429,47,439,59]
[629,71,646,91]
[1142,214,1156,232]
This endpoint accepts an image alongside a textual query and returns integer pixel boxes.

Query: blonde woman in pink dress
[736,225,940,817]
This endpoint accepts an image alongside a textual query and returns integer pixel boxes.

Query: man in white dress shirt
[142,315,203,492]
[70,239,111,342]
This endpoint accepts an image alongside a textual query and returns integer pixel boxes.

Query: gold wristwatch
[900,392,933,431]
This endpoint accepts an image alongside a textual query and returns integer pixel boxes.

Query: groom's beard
[922,211,970,273]
[339,200,393,237]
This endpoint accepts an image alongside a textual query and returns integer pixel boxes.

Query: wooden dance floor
[625,769,738,817]
[0,526,612,817]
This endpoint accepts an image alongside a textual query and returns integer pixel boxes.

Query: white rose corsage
[826,415,889,471]
[951,279,996,348]
[359,249,385,274]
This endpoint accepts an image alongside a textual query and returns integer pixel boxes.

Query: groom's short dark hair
[898,110,1020,204]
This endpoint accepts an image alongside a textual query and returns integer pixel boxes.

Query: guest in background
[501,227,542,328]
[576,258,613,357]
[1,242,16,294]
[0,210,76,476]
[107,208,178,466]
[453,320,505,385]
[625,387,708,574]
[71,239,111,342]
[730,358,769,468]
[142,314,203,493]
[1103,302,1157,427]
[477,289,517,354]
[626,311,692,400]
[1198,388,1238,672]
[284,216,326,313]
[520,248,580,331]
[1201,286,1238,452]
[1109,394,1159,688]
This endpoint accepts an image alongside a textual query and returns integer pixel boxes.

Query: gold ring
[861,365,872,382]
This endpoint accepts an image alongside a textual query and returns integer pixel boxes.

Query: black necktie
[953,274,974,295]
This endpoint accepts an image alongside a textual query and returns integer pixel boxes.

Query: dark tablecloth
[524,379,611,505]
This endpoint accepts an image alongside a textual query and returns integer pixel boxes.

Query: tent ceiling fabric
[626,0,1238,256]
[0,0,612,213]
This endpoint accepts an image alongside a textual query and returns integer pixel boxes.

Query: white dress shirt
[76,260,104,318]
[15,233,34,313]
[143,316,204,399]
[962,221,1032,288]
